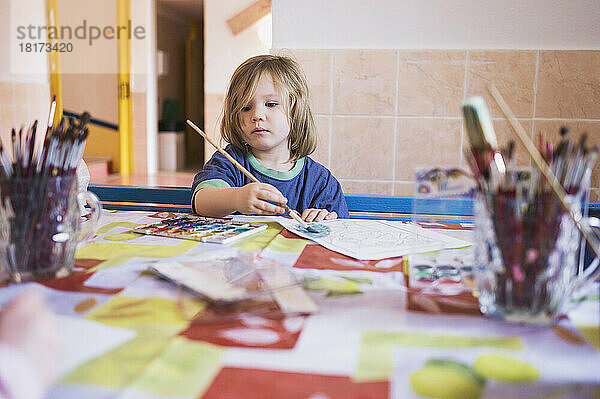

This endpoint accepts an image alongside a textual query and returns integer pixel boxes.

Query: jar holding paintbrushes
[473,170,586,323]
[464,95,600,324]
[0,105,101,282]
[0,175,101,282]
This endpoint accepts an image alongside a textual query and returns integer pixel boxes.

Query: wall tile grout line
[531,50,540,139]
[312,113,600,122]
[532,117,600,122]
[528,50,541,169]
[328,51,334,169]
[391,50,401,195]
[313,114,463,119]
[460,50,469,167]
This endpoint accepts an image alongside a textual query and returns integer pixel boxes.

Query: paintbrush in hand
[186,119,321,233]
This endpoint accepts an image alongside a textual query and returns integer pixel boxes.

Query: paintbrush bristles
[462,96,498,151]
[0,101,91,180]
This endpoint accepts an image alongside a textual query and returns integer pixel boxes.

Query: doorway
[156,0,204,172]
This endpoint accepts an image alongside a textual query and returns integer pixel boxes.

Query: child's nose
[251,105,265,122]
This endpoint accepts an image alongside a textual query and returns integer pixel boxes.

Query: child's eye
[241,105,252,112]
[266,102,278,108]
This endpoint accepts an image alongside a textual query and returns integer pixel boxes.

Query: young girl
[192,54,349,222]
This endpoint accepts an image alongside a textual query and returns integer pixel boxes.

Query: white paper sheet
[83,261,149,289]
[56,315,136,377]
[276,218,470,260]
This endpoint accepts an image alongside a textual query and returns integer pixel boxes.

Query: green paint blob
[473,354,540,383]
[293,223,330,237]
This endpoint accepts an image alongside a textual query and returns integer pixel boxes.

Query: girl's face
[239,73,291,157]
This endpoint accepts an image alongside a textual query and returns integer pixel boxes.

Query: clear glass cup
[473,189,594,324]
[0,175,101,282]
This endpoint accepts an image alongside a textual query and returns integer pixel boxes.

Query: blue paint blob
[293,223,330,238]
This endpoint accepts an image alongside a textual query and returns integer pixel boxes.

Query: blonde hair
[220,55,316,162]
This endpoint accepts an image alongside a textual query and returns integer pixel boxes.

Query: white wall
[131,0,153,85]
[132,0,158,174]
[60,0,118,123]
[204,0,270,94]
[273,0,600,49]
[3,0,49,83]
[0,0,11,81]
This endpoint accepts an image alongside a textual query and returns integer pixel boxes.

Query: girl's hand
[301,208,337,222]
[234,183,287,215]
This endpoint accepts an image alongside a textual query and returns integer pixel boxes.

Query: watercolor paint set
[132,216,267,244]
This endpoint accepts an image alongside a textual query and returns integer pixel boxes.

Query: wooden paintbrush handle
[186,120,260,184]
[488,85,569,209]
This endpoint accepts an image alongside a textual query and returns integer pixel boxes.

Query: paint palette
[132,216,267,244]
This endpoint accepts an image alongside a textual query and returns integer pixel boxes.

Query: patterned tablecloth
[0,210,598,399]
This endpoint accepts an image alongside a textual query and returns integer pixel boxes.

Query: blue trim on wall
[344,194,474,216]
[99,204,193,213]
[63,110,118,131]
[89,185,191,205]
[88,185,600,222]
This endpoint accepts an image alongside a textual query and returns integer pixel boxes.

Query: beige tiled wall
[204,49,600,198]
[0,82,51,156]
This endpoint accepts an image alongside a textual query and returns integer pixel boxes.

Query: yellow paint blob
[473,354,540,383]
[305,278,359,293]
[410,365,483,399]
[103,232,142,241]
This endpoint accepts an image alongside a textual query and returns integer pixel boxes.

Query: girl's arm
[194,186,240,217]
[194,183,287,217]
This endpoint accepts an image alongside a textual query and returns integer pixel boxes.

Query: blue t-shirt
[191,145,349,218]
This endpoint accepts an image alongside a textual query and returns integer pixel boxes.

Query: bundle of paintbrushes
[463,97,598,321]
[0,97,92,281]
[0,100,90,180]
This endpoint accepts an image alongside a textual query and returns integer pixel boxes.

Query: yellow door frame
[117,0,134,176]
[46,0,62,126]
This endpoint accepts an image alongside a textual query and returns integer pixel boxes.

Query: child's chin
[250,142,275,151]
